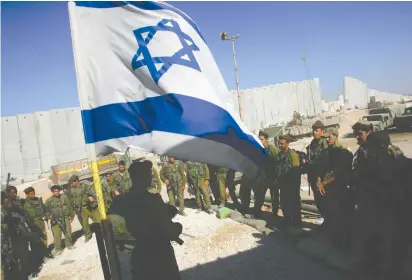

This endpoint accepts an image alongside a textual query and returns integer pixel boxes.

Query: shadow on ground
[179,229,349,280]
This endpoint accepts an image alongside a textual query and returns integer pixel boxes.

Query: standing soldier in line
[225,169,241,209]
[186,161,213,214]
[316,127,353,248]
[1,193,31,280]
[112,160,132,194]
[148,165,162,195]
[214,166,230,208]
[101,172,117,212]
[207,164,219,204]
[275,135,302,227]
[22,187,50,271]
[66,175,101,242]
[252,130,279,218]
[160,157,187,216]
[305,120,328,218]
[45,186,75,256]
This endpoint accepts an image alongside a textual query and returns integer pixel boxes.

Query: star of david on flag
[131,19,201,85]
[68,1,266,177]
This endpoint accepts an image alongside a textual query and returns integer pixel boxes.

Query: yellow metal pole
[91,161,107,220]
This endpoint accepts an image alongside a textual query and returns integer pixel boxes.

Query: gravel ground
[33,207,346,280]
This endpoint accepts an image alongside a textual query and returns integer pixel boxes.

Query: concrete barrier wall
[234,78,322,132]
[1,109,88,184]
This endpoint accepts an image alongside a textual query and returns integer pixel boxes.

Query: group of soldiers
[2,120,412,279]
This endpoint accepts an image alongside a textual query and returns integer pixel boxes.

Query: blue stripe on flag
[81,94,266,166]
[74,1,205,42]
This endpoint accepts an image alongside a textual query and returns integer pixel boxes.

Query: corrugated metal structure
[1,109,88,184]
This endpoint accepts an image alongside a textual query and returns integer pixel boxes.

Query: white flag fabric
[68,1,266,177]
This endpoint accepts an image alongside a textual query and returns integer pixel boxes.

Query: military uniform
[45,194,74,252]
[66,182,101,240]
[316,143,353,247]
[276,148,301,226]
[1,209,30,280]
[112,170,132,194]
[148,167,162,194]
[186,162,212,211]
[101,178,117,211]
[306,137,328,215]
[160,162,187,213]
[253,144,279,216]
[23,196,49,267]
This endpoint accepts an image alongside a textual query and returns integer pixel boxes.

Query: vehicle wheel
[373,126,381,132]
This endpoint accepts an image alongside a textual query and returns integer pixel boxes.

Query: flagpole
[68,2,121,279]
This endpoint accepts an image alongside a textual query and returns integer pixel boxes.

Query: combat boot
[207,208,214,214]
[179,210,187,216]
[52,248,63,257]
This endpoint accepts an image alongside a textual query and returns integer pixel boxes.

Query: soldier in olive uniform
[148,166,162,195]
[160,157,187,216]
[22,187,50,267]
[112,160,132,194]
[186,161,213,214]
[275,135,302,227]
[316,127,353,247]
[252,131,280,218]
[46,185,75,256]
[101,172,118,212]
[66,175,101,242]
[2,193,31,280]
[305,120,328,216]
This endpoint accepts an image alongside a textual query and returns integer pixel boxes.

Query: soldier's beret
[24,187,35,194]
[68,175,79,184]
[279,134,296,142]
[312,120,325,130]
[324,127,339,137]
[50,185,61,191]
[352,121,373,132]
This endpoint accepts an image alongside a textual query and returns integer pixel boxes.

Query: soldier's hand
[165,180,170,185]
[317,182,326,196]
[114,190,120,196]
[88,197,95,202]
[181,185,185,190]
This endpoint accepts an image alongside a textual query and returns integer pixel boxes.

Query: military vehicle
[361,114,386,132]
[394,106,412,131]
[368,107,396,128]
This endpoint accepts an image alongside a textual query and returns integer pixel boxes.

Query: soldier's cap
[50,185,61,192]
[279,134,296,143]
[324,127,339,137]
[312,120,325,130]
[68,175,79,184]
[24,187,35,194]
[366,131,390,148]
[352,121,373,132]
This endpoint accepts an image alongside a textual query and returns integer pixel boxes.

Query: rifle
[49,213,70,239]
[6,172,11,187]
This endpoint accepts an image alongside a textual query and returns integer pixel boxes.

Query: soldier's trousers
[279,180,301,226]
[30,220,49,262]
[216,172,227,206]
[51,217,72,250]
[253,178,277,216]
[4,235,30,280]
[81,207,101,239]
[324,183,351,247]
[193,179,211,210]
[167,185,184,212]
[308,178,326,216]
[239,176,255,213]
[225,170,240,208]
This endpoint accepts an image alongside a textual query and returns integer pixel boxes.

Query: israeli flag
[68,1,265,177]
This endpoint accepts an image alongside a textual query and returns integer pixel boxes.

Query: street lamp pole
[221,32,242,120]
[301,54,317,116]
